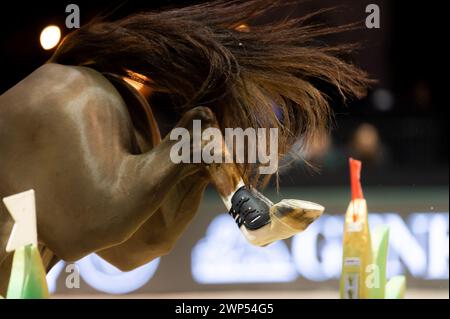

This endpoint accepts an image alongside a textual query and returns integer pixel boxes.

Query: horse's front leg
[55,106,217,261]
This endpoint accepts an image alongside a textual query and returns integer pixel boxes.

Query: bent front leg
[78,107,217,257]
[97,173,209,271]
[208,138,325,247]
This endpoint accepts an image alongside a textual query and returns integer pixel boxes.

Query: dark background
[0,0,447,188]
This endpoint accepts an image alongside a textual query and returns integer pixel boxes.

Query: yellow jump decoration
[340,158,406,299]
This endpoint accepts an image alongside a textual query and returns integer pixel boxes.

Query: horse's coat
[0,64,226,295]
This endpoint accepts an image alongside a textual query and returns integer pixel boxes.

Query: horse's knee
[45,224,128,262]
[113,244,171,272]
[110,253,160,272]
[97,237,175,272]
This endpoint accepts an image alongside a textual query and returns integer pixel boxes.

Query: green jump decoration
[385,276,406,299]
[2,190,49,299]
[369,225,389,299]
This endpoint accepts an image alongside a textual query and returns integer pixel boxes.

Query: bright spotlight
[40,25,61,50]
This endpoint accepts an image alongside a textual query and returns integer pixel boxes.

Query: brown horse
[0,0,370,295]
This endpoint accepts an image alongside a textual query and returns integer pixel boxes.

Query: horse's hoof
[229,186,324,247]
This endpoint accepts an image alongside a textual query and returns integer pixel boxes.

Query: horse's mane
[50,0,371,186]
